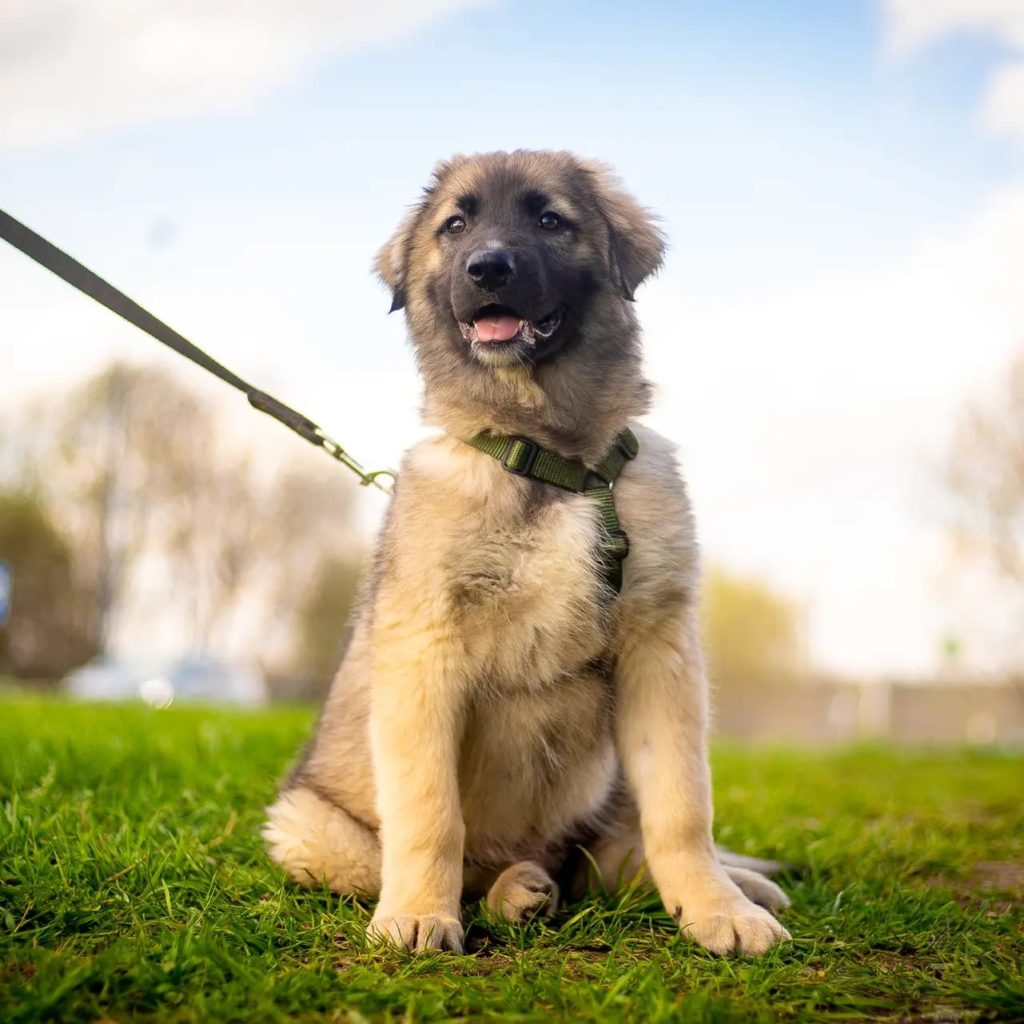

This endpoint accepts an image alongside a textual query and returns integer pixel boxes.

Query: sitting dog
[264,150,790,955]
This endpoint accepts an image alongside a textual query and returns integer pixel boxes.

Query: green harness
[464,428,639,593]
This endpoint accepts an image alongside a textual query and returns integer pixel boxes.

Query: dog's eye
[444,215,467,235]
[538,212,562,231]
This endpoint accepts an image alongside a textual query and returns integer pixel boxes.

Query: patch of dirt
[866,950,923,972]
[924,860,1023,917]
[968,860,1024,894]
[0,959,38,984]
[893,1009,981,1024]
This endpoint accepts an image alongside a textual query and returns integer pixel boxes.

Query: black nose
[466,249,515,291]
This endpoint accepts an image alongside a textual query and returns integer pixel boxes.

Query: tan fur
[265,150,789,957]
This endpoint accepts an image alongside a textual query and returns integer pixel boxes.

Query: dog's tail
[263,785,381,896]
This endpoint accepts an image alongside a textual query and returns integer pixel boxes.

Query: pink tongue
[473,314,521,342]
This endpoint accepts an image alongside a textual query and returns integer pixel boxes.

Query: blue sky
[4,0,1017,286]
[3,0,1023,675]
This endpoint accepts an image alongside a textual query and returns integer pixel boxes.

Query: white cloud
[984,62,1024,137]
[0,0,488,151]
[883,0,1024,55]
[641,179,1024,677]
[883,0,1024,141]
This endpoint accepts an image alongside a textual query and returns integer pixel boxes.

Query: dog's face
[376,151,665,369]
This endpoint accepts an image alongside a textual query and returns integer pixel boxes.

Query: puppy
[264,150,790,955]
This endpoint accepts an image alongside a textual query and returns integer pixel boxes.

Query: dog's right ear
[374,206,419,313]
[582,160,666,301]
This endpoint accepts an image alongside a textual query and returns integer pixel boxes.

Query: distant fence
[713,680,1024,746]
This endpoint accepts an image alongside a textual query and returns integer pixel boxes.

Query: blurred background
[1,0,1022,743]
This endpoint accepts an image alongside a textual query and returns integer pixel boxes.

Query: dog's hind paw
[723,865,791,911]
[486,861,560,923]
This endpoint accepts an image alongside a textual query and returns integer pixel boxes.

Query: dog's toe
[368,911,464,954]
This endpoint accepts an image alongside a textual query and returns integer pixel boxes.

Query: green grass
[1,699,1021,1023]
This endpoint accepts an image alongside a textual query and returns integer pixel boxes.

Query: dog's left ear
[376,158,464,313]
[584,161,666,300]
[374,205,420,313]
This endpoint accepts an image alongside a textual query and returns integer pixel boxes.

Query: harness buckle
[603,529,630,561]
[617,433,639,461]
[502,436,540,476]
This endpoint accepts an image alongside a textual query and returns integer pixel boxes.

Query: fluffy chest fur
[399,437,616,691]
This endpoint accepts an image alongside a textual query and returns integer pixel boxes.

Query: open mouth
[458,305,563,346]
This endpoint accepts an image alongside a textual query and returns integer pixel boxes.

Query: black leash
[0,208,395,493]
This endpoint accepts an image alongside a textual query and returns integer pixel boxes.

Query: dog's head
[376,150,665,370]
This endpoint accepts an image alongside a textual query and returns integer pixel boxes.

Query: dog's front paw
[672,895,790,956]
[368,908,464,953]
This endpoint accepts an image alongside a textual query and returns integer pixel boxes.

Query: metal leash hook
[360,469,399,491]
[315,431,395,495]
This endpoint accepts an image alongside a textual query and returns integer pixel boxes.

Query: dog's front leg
[367,608,466,954]
[615,609,790,956]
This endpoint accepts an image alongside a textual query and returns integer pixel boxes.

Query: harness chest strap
[463,428,640,593]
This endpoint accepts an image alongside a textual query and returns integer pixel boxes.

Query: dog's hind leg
[717,865,790,911]
[263,785,380,896]
[715,847,783,877]
[581,828,790,912]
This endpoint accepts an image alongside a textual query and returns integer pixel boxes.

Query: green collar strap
[463,428,639,593]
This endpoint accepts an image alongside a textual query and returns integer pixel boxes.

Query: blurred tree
[945,350,1024,674]
[947,351,1024,584]
[702,565,804,690]
[45,362,211,650]
[0,490,100,678]
[290,555,364,696]
[175,454,364,681]
[10,361,363,684]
